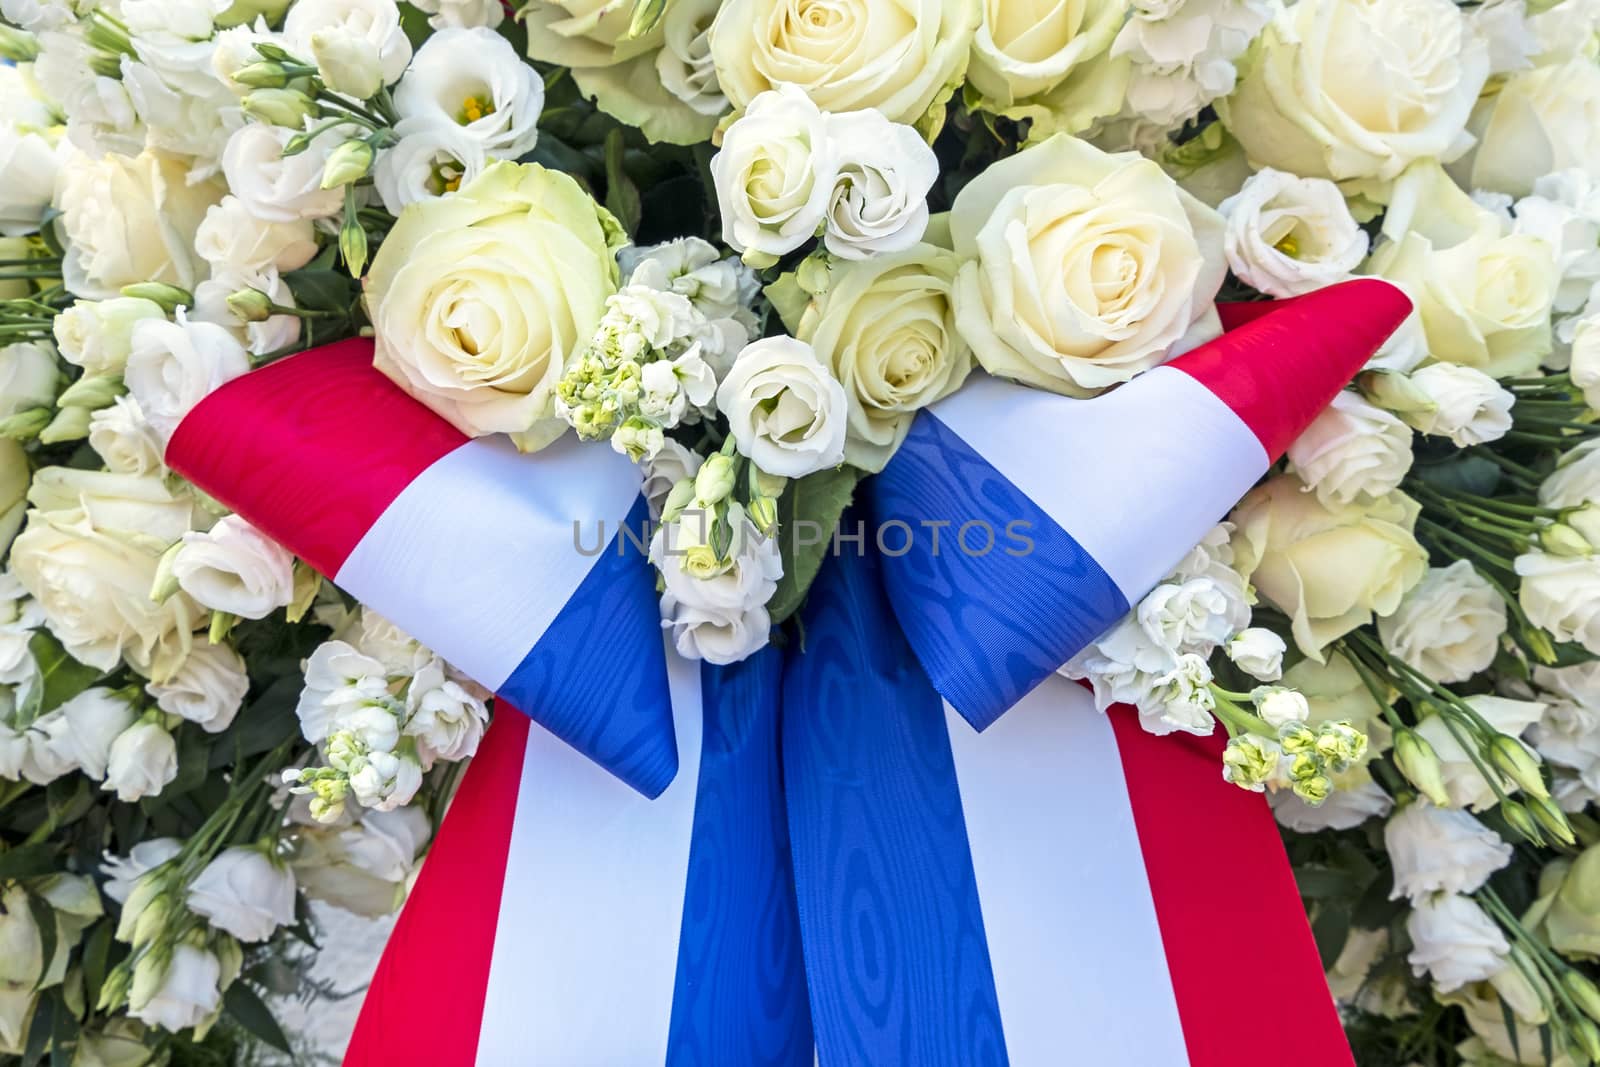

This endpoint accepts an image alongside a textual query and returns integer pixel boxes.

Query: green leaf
[22,630,102,718]
[1539,1021,1554,1067]
[0,844,61,880]
[81,920,111,1014]
[223,982,292,1054]
[767,466,862,626]
[49,990,75,1067]
[1412,453,1502,497]
[1311,903,1350,970]
[160,725,212,802]
[283,268,358,315]
[603,128,641,238]
[1500,993,1521,1061]
[27,893,56,992]
[1293,864,1361,901]
[209,676,300,770]
[21,990,53,1067]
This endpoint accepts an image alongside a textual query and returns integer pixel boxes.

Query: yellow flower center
[1274,233,1301,259]
[460,94,495,124]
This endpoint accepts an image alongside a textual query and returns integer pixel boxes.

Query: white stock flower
[393,28,543,159]
[347,748,423,811]
[711,86,837,267]
[193,196,318,276]
[1457,59,1600,199]
[1136,576,1248,656]
[652,505,783,665]
[101,839,183,904]
[949,133,1226,397]
[1416,696,1546,811]
[622,237,758,328]
[220,123,348,224]
[403,659,488,767]
[0,129,60,238]
[1399,363,1515,447]
[1144,652,1217,736]
[1406,894,1508,993]
[1287,391,1414,507]
[1218,168,1368,298]
[147,641,249,733]
[1227,628,1285,681]
[1513,170,1600,330]
[1257,687,1310,728]
[88,397,166,477]
[291,806,429,917]
[716,336,847,478]
[1063,615,1175,714]
[1113,0,1276,128]
[128,942,228,1034]
[1378,560,1507,683]
[1530,663,1600,810]
[171,514,295,620]
[52,298,167,379]
[1516,551,1600,656]
[186,846,296,942]
[294,640,390,744]
[0,342,58,420]
[125,313,251,445]
[103,717,179,802]
[283,0,411,87]
[821,108,938,260]
[372,120,486,215]
[32,32,143,159]
[1385,800,1512,902]
[53,687,139,781]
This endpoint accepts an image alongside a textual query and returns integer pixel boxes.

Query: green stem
[1417,516,1520,573]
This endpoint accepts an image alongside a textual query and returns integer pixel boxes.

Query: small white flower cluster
[282,608,487,822]
[1112,0,1276,129]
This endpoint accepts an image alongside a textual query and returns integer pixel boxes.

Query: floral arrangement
[0,0,1599,1060]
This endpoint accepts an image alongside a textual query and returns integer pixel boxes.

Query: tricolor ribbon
[162,279,1411,1066]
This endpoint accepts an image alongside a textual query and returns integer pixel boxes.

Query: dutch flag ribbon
[162,279,1412,1066]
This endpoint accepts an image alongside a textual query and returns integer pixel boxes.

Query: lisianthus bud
[1357,370,1436,415]
[1255,686,1310,728]
[1394,728,1450,807]
[226,287,273,323]
[1228,628,1285,681]
[119,282,192,313]
[1576,1017,1600,1064]
[1221,733,1281,791]
[0,408,49,440]
[1487,734,1549,799]
[231,61,292,89]
[1540,522,1593,557]
[748,495,778,536]
[56,375,122,410]
[1530,794,1577,846]
[310,28,383,100]
[340,214,367,279]
[149,540,184,603]
[321,140,375,190]
[753,470,788,498]
[694,454,737,505]
[39,405,92,444]
[215,0,292,27]
[1566,970,1600,1025]
[0,23,40,61]
[242,88,316,128]
[660,478,696,523]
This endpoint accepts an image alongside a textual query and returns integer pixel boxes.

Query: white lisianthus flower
[101,839,183,903]
[52,298,167,379]
[708,0,980,128]
[409,0,503,29]
[2,709,76,784]
[191,265,302,358]
[147,641,249,733]
[283,0,411,87]
[51,688,139,781]
[821,108,938,260]
[88,397,166,477]
[294,640,391,744]
[366,161,622,448]
[186,846,296,942]
[1416,696,1546,811]
[1455,59,1600,199]
[657,0,725,118]
[1515,551,1600,655]
[1572,314,1600,413]
[54,147,221,299]
[1217,0,1488,183]
[1398,363,1515,447]
[373,120,486,215]
[652,505,783,664]
[0,341,59,420]
[220,123,349,224]
[641,440,704,520]
[1540,439,1600,510]
[1368,162,1558,379]
[1218,168,1368,298]
[0,573,42,696]
[1270,775,1394,832]
[1227,628,1285,681]
[125,313,251,445]
[193,196,318,277]
[1530,664,1600,810]
[394,28,543,160]
[103,716,179,802]
[1385,800,1513,902]
[128,942,232,1034]
[171,514,295,620]
[0,129,61,238]
[1406,894,1508,993]
[291,806,430,917]
[0,440,25,552]
[403,658,488,767]
[950,133,1226,397]
[210,22,285,92]
[1378,561,1507,684]
[1287,391,1414,507]
[717,336,847,478]
[711,86,838,267]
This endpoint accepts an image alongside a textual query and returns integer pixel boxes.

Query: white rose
[372,120,486,215]
[408,0,503,29]
[1398,362,1515,447]
[283,0,411,86]
[710,86,838,267]
[220,123,348,224]
[1270,774,1394,832]
[52,298,167,378]
[967,0,1127,127]
[4,710,75,784]
[1406,894,1508,994]
[1416,695,1546,811]
[1287,390,1414,507]
[1227,628,1285,681]
[366,161,620,447]
[186,846,296,942]
[11,468,202,680]
[128,942,227,1034]
[55,147,222,299]
[641,439,704,520]
[1368,161,1558,379]
[1379,561,1507,684]
[124,313,251,445]
[403,659,488,767]
[1540,438,1600,510]
[394,28,542,160]
[708,0,979,128]
[193,195,317,276]
[1217,0,1488,183]
[101,839,183,904]
[820,108,938,260]
[294,640,390,744]
[1516,551,1600,656]
[1218,168,1368,297]
[1455,60,1600,199]
[657,0,726,118]
[103,716,179,802]
[53,687,139,780]
[171,514,294,619]
[716,336,846,477]
[1573,313,1600,412]
[147,640,249,732]
[1385,799,1512,902]
[0,342,59,419]
[950,133,1226,397]
[0,130,60,237]
[88,397,166,477]
[291,806,429,917]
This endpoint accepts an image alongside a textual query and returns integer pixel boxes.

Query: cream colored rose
[1231,473,1428,658]
[1286,390,1414,507]
[949,133,1225,396]
[0,439,26,552]
[1455,60,1600,198]
[1368,162,1558,378]
[779,241,972,471]
[366,161,623,449]
[10,467,203,680]
[1378,560,1507,683]
[1216,0,1489,183]
[55,148,223,299]
[966,0,1129,136]
[709,0,981,130]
